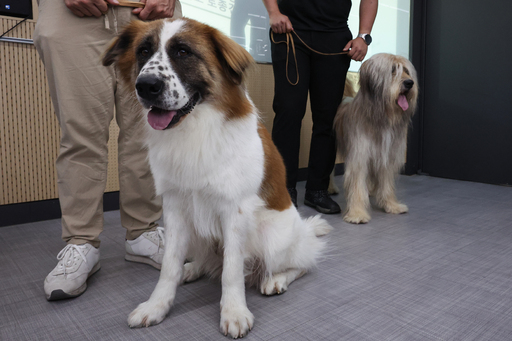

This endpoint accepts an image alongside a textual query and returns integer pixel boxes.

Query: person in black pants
[262,0,378,214]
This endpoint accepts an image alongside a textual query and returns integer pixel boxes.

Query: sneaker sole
[125,254,161,270]
[304,199,341,214]
[46,262,101,301]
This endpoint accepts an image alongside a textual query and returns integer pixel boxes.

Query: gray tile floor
[2,175,512,341]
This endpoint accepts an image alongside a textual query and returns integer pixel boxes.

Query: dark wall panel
[422,0,512,185]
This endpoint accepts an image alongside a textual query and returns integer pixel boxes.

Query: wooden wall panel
[1,17,120,205]
[1,18,58,205]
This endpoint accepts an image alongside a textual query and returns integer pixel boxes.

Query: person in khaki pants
[33,0,182,301]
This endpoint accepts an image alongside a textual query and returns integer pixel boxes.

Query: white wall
[180,0,411,67]
[348,0,411,71]
[181,0,271,63]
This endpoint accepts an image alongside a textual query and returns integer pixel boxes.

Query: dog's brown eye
[178,49,189,57]
[140,49,149,57]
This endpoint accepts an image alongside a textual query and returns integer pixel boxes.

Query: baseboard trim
[0,192,120,228]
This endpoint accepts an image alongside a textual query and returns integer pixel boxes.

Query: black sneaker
[304,190,341,214]
[287,188,298,208]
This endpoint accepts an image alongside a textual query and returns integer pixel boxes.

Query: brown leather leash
[113,1,144,8]
[271,30,349,85]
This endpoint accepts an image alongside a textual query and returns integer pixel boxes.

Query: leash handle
[271,31,299,85]
[271,30,349,86]
[109,0,145,8]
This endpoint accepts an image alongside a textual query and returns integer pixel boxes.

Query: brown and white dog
[334,53,419,224]
[103,18,331,338]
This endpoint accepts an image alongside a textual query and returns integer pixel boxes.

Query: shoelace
[155,226,165,253]
[57,244,88,275]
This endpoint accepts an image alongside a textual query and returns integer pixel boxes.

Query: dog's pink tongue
[398,95,409,111]
[148,110,177,130]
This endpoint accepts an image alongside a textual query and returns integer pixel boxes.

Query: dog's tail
[255,209,332,276]
[305,214,332,237]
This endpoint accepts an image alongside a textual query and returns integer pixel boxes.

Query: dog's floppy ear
[358,56,386,98]
[102,20,146,67]
[210,29,254,85]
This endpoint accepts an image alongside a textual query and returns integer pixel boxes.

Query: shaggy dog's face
[359,53,419,114]
[392,63,415,111]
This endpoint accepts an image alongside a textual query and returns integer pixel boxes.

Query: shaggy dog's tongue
[398,94,409,111]
[148,109,177,130]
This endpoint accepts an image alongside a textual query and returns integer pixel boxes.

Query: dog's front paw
[128,300,170,328]
[344,208,371,224]
[260,274,288,296]
[220,305,254,339]
[384,202,408,215]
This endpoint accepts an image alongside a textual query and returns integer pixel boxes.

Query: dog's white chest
[146,105,265,200]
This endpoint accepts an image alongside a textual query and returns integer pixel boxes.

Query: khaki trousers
[33,0,182,248]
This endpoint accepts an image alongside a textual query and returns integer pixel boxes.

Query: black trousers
[271,29,352,190]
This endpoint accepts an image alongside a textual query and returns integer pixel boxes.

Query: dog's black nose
[136,75,164,101]
[403,79,414,89]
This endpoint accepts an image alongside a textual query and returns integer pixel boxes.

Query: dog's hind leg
[258,212,330,295]
[343,156,371,224]
[182,261,203,283]
[260,269,307,295]
[128,194,192,328]
[182,239,223,284]
[375,166,408,215]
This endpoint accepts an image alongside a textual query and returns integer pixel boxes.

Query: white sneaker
[44,244,101,301]
[125,226,165,270]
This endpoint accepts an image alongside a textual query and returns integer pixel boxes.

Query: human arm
[132,0,177,20]
[262,0,293,33]
[343,0,378,62]
[64,0,119,17]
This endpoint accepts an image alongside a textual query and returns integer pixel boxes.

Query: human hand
[132,0,176,20]
[343,37,368,62]
[64,0,118,17]
[269,12,293,34]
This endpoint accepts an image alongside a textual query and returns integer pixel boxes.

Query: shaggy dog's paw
[128,301,169,328]
[220,305,254,339]
[182,262,201,284]
[344,209,371,224]
[260,274,288,295]
[384,202,408,214]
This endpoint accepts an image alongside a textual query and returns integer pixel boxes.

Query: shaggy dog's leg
[343,156,371,224]
[376,167,408,215]
[260,269,307,296]
[128,193,191,328]
[219,206,254,338]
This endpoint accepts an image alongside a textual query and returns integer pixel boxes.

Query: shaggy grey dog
[334,53,419,224]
